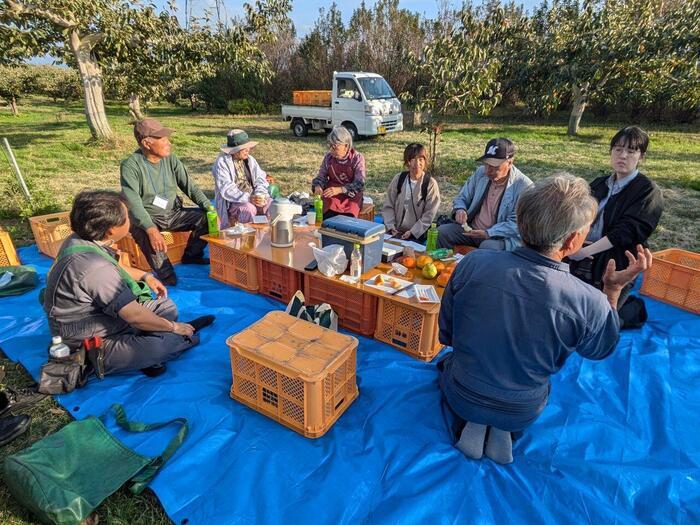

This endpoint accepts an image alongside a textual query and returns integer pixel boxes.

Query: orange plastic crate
[257,259,303,303]
[640,249,700,314]
[304,273,377,336]
[117,231,191,271]
[359,203,375,222]
[0,229,20,266]
[228,311,359,438]
[28,211,72,258]
[454,245,476,256]
[292,90,332,107]
[208,243,259,292]
[374,298,442,361]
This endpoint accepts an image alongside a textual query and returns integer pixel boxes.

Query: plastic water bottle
[269,180,281,199]
[428,248,454,260]
[314,195,324,224]
[425,223,438,253]
[206,205,219,236]
[350,243,362,279]
[49,336,70,359]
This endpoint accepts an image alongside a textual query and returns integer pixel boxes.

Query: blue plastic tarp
[1,245,699,524]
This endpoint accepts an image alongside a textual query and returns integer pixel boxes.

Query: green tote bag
[3,404,188,525]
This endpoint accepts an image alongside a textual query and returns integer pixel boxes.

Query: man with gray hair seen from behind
[437,138,532,251]
[438,174,652,464]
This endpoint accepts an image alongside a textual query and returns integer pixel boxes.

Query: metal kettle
[269,198,303,248]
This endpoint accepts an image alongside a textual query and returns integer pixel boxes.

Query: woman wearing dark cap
[569,125,664,309]
[311,126,366,219]
[43,190,214,377]
[382,143,441,241]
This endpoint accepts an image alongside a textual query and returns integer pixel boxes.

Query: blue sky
[172,0,542,35]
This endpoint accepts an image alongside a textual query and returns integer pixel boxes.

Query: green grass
[0,99,698,524]
[1,99,699,251]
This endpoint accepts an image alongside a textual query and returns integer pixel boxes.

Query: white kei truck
[281,72,404,140]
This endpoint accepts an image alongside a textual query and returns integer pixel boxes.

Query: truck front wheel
[291,119,308,137]
[341,122,359,141]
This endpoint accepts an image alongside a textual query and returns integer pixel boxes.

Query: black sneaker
[0,414,30,447]
[0,386,47,417]
[183,315,215,333]
[159,274,178,286]
[140,364,167,378]
[181,256,210,265]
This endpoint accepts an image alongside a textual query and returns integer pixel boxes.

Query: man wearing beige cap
[211,129,271,228]
[120,118,211,285]
[437,138,532,251]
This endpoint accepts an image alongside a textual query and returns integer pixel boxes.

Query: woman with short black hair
[44,189,214,377]
[569,126,664,309]
[382,143,441,241]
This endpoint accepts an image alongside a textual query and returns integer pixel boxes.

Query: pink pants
[227,197,272,224]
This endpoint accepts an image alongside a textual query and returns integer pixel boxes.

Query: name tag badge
[152,195,169,209]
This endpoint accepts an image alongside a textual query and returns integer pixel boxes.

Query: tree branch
[5,0,78,29]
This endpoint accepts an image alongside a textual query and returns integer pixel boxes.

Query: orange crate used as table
[640,248,700,314]
[375,298,442,362]
[228,311,359,438]
[208,242,259,292]
[257,259,303,304]
[28,211,72,258]
[304,273,377,336]
[117,231,191,271]
[0,229,20,266]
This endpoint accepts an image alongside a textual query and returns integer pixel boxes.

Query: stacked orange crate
[117,231,191,270]
[257,259,303,303]
[303,273,377,336]
[28,212,72,258]
[227,311,359,438]
[640,248,700,314]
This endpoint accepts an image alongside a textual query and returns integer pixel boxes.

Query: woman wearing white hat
[211,129,271,227]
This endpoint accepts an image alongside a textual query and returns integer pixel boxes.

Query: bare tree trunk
[567,82,589,136]
[10,96,19,117]
[128,94,145,121]
[69,31,114,142]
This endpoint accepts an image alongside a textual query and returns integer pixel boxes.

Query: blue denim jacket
[452,165,532,251]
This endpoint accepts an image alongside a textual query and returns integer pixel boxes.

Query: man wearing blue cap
[438,138,532,251]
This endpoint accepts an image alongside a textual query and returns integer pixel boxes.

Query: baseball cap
[133,118,173,140]
[477,138,515,166]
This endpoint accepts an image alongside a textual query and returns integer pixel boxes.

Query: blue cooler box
[319,216,386,274]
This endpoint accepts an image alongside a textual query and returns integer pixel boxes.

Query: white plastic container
[49,335,70,359]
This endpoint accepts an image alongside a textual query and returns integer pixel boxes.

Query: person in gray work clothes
[43,190,214,377]
[437,138,532,251]
[121,118,212,286]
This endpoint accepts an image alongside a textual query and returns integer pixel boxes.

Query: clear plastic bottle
[425,222,438,253]
[350,243,362,280]
[49,335,70,359]
[206,205,219,236]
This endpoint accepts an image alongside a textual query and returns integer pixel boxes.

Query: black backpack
[396,171,431,204]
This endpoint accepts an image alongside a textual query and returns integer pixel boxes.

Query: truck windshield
[358,77,396,100]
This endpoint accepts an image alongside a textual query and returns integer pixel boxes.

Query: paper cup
[307,211,316,226]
